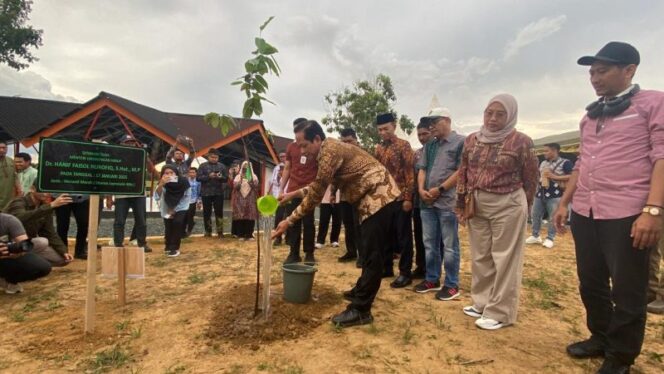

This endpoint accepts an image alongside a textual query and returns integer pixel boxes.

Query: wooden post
[118,247,126,305]
[84,195,100,333]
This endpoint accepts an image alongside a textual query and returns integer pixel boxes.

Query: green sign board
[38,138,147,195]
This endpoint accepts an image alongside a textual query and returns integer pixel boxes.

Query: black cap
[375,112,396,125]
[577,41,640,66]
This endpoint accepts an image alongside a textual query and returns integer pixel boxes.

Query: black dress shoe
[338,252,357,262]
[412,268,426,279]
[284,254,302,264]
[390,275,412,288]
[331,308,373,327]
[566,337,605,358]
[597,358,630,374]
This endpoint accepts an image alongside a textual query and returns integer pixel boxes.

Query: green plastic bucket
[282,263,317,304]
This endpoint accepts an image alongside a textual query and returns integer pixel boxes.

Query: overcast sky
[2,0,663,142]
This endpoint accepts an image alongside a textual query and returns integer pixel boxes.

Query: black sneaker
[566,337,605,358]
[436,286,461,301]
[331,308,373,327]
[167,250,180,257]
[304,253,316,264]
[414,280,441,293]
[284,254,302,264]
[338,252,357,262]
[142,246,153,253]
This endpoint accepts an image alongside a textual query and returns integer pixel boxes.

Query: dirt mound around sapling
[206,283,342,347]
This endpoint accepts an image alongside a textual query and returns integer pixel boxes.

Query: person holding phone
[154,165,191,257]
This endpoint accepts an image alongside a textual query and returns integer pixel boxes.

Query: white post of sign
[84,194,100,333]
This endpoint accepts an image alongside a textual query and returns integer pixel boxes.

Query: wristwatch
[643,206,662,216]
[438,185,446,194]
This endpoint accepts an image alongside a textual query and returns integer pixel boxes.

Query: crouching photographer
[0,213,52,294]
[3,181,73,267]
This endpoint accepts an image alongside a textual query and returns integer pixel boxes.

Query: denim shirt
[416,132,465,210]
[153,186,191,218]
[187,178,201,204]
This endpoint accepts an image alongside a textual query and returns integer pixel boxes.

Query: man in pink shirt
[554,42,664,374]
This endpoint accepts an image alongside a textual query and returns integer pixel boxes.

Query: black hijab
[161,165,190,210]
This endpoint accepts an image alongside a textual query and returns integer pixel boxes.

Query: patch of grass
[330,323,344,334]
[151,257,168,268]
[365,323,380,335]
[188,273,206,284]
[164,364,186,374]
[22,301,37,313]
[428,310,451,332]
[284,366,304,374]
[647,351,663,364]
[401,325,415,345]
[87,345,133,373]
[256,362,272,371]
[115,320,130,332]
[45,300,63,311]
[130,325,143,339]
[227,364,244,374]
[523,271,562,310]
[354,347,372,360]
[10,312,25,322]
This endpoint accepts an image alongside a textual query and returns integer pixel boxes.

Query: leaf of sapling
[259,16,275,32]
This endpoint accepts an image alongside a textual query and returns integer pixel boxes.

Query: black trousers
[339,201,362,259]
[317,203,341,244]
[412,207,426,271]
[571,211,651,365]
[234,219,255,239]
[0,253,52,284]
[202,195,224,235]
[55,199,90,256]
[113,197,147,247]
[349,201,399,312]
[184,202,197,234]
[164,210,187,252]
[383,201,414,276]
[285,198,315,255]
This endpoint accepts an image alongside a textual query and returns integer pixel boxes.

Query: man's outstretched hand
[272,220,290,240]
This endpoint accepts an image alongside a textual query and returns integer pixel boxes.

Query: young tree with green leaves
[0,0,43,70]
[321,74,414,150]
[204,16,280,136]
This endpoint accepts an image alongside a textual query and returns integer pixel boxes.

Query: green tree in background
[322,74,414,150]
[0,0,43,70]
[205,16,280,136]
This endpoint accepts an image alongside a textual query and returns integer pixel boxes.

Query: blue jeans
[531,197,560,241]
[420,208,460,287]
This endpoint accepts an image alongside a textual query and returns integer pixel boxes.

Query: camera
[1,240,33,254]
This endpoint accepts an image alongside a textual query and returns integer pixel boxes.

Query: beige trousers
[467,189,527,325]
[31,237,68,267]
[648,224,664,301]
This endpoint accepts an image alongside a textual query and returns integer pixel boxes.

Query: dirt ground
[0,227,662,373]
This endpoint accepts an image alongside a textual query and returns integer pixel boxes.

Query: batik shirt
[535,157,572,199]
[287,138,400,224]
[374,135,415,202]
[457,130,539,208]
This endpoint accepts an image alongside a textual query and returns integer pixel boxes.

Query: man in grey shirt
[0,213,52,294]
[414,108,465,301]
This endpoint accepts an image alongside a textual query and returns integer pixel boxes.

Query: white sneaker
[130,239,138,246]
[462,306,482,318]
[542,239,554,249]
[331,242,339,248]
[1,277,23,294]
[525,236,542,244]
[475,317,504,330]
[315,243,324,249]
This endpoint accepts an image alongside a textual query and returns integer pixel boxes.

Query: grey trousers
[467,189,527,325]
[31,237,68,267]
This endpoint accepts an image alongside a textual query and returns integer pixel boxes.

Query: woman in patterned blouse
[455,94,539,331]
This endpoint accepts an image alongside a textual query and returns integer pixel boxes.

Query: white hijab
[234,161,258,198]
[477,93,518,143]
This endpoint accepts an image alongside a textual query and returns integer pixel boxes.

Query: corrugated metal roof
[533,130,580,147]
